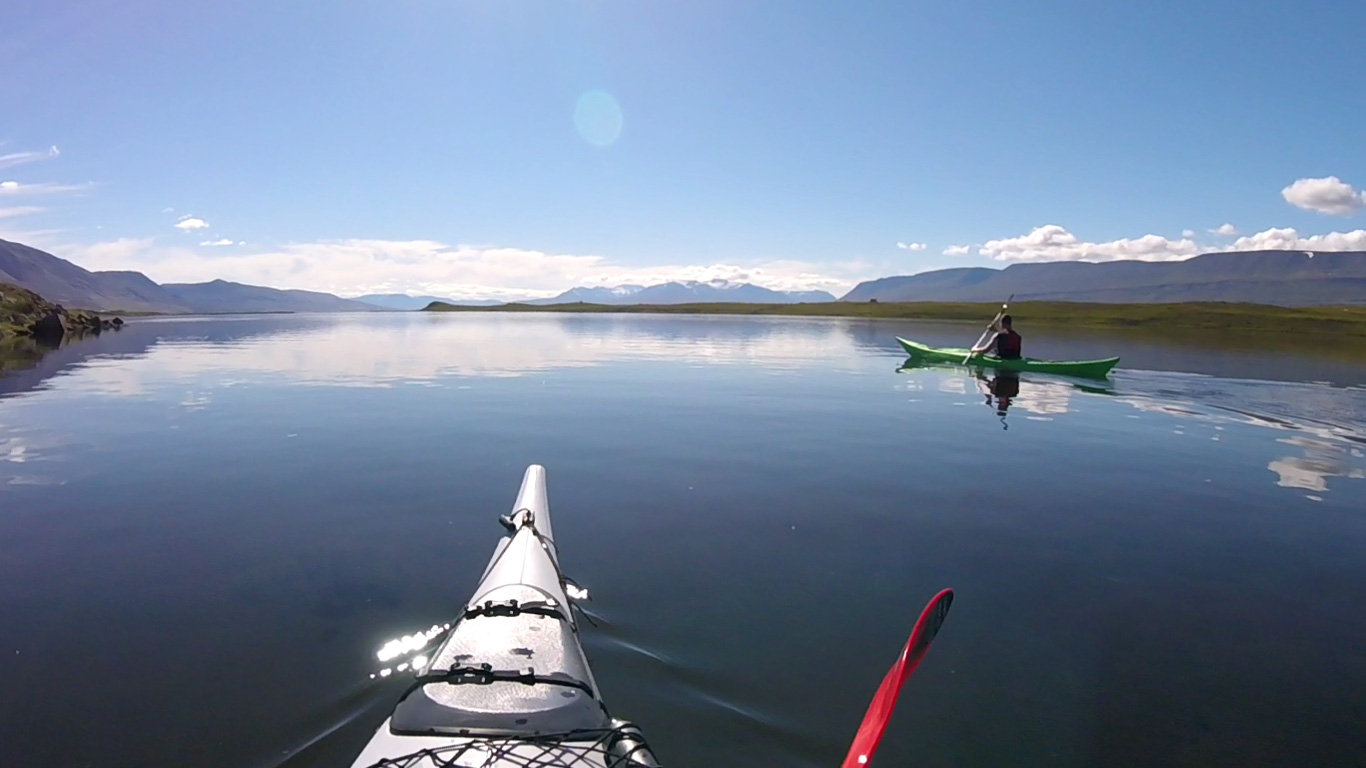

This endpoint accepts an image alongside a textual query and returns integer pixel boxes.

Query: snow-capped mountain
[525,285,646,304]
[528,280,835,305]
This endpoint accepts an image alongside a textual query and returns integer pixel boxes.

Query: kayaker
[970,314,1022,360]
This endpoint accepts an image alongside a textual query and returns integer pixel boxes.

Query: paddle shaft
[963,294,1013,364]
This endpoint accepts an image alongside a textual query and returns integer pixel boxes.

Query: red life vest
[996,330,1022,359]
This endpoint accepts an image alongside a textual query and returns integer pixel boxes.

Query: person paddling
[970,314,1022,360]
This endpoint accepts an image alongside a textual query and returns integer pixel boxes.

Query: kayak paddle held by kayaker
[970,314,1022,360]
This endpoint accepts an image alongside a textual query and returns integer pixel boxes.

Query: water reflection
[371,624,450,679]
[3,314,873,399]
[895,358,1366,499]
[0,335,56,375]
[6,314,1364,503]
[1106,379,1366,499]
[0,421,76,488]
[1268,437,1366,498]
[899,360,1102,427]
[0,314,304,399]
[974,371,1020,428]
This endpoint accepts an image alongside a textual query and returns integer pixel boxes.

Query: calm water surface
[2,313,1364,768]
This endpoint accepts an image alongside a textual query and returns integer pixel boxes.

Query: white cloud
[577,258,870,295]
[1181,229,1195,238]
[174,216,209,231]
[0,206,43,219]
[978,225,1201,263]
[200,238,235,246]
[161,207,175,214]
[0,180,93,196]
[896,242,927,251]
[59,237,874,300]
[0,146,59,171]
[942,245,971,256]
[0,225,63,246]
[974,223,1366,264]
[67,237,165,263]
[1209,223,1238,236]
[1229,227,1366,252]
[1281,176,1366,216]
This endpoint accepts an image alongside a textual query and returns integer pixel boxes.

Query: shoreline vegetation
[424,299,1366,337]
[425,299,1366,361]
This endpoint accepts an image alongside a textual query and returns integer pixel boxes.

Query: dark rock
[29,310,67,343]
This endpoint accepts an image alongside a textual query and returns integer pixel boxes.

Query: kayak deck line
[895,336,1120,379]
[463,598,569,622]
[390,664,600,713]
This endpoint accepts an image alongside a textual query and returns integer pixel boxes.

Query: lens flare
[574,90,624,147]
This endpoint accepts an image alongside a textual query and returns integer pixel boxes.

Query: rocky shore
[1,281,124,343]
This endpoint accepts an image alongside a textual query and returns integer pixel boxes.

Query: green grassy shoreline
[426,300,1366,339]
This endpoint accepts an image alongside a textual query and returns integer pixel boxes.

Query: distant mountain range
[162,280,379,313]
[0,240,837,313]
[6,236,1365,314]
[0,238,379,314]
[528,280,837,305]
[354,294,503,310]
[842,250,1366,306]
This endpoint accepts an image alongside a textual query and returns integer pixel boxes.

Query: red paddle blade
[840,588,954,768]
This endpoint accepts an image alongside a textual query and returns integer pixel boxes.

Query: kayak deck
[896,337,1119,378]
[351,465,660,768]
[352,723,657,768]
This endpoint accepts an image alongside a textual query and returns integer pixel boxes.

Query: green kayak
[896,337,1120,379]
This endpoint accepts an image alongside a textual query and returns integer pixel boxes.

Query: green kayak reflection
[897,359,1116,430]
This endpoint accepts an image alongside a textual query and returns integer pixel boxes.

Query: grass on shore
[425,300,1366,338]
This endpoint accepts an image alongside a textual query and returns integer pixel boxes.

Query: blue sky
[2,0,1364,299]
